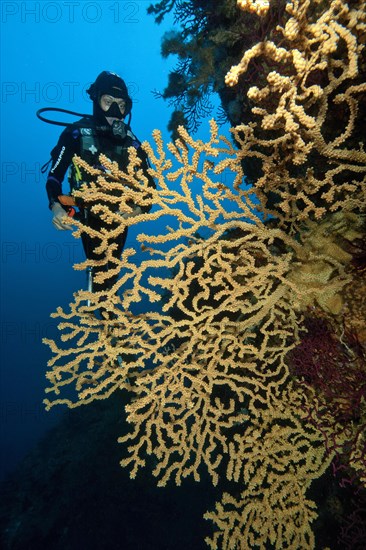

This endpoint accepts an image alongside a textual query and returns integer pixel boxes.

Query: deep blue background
[0,0,180,482]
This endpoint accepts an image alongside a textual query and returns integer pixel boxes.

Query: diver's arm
[46,127,79,208]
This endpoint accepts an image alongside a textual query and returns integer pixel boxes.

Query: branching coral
[205,388,330,549]
[225,0,366,228]
[43,120,334,547]
[44,0,366,548]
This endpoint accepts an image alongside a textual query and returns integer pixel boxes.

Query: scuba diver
[43,70,155,295]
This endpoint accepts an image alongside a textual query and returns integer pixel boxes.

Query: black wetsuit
[46,118,155,292]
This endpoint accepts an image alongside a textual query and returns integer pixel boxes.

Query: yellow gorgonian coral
[237,0,270,17]
[226,0,366,231]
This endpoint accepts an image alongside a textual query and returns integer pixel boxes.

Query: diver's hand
[120,206,143,220]
[52,202,71,231]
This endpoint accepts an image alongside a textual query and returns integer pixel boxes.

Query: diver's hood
[87,71,132,125]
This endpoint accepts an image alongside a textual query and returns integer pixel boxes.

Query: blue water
[0,0,179,482]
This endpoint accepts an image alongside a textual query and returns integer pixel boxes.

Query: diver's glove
[51,202,71,231]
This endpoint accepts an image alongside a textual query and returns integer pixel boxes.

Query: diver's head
[86,71,132,125]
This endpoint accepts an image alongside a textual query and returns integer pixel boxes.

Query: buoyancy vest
[68,121,141,194]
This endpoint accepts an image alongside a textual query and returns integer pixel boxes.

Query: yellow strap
[72,158,83,182]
